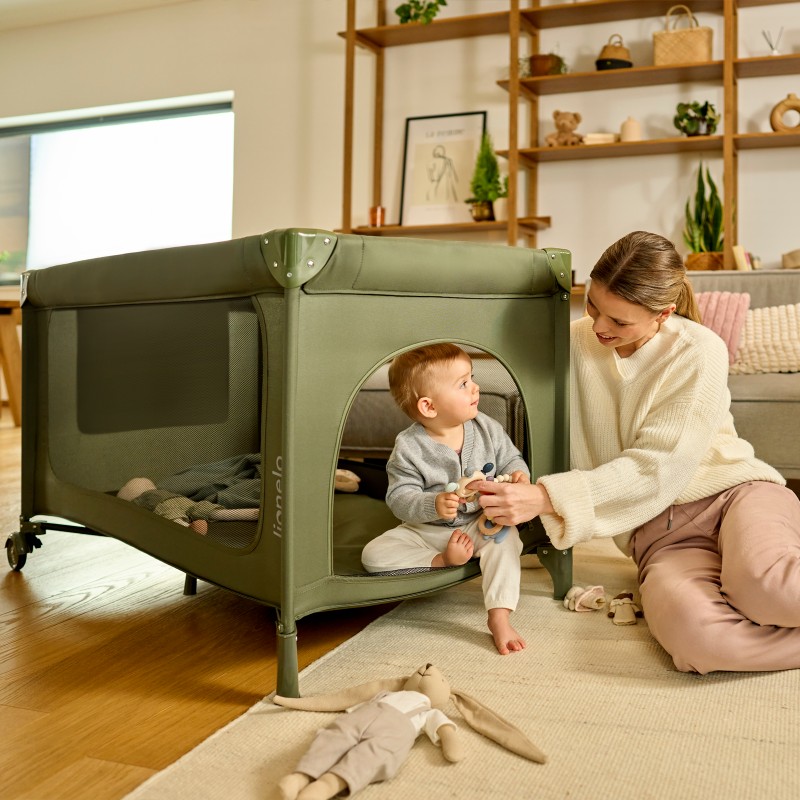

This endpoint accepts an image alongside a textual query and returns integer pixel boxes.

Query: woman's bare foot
[487,608,526,655]
[431,530,474,568]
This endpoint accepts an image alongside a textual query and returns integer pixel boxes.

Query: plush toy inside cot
[8,229,572,696]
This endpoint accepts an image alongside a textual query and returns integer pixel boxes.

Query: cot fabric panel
[305,235,560,297]
[24,234,280,308]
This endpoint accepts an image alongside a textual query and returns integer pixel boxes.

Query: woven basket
[653,5,713,66]
[598,34,630,62]
[686,252,724,271]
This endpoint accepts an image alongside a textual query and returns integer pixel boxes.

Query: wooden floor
[0,407,395,800]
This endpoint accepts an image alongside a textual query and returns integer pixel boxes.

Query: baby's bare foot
[443,529,474,566]
[487,608,526,655]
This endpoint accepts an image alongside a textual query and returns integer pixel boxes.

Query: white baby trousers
[361,516,522,611]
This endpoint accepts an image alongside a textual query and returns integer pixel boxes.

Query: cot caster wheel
[5,539,26,572]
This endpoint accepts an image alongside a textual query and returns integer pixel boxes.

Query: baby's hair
[389,343,469,421]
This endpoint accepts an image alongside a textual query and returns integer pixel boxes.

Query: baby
[361,344,530,656]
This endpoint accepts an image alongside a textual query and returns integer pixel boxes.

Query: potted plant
[683,164,727,270]
[674,101,720,137]
[395,0,446,25]
[466,133,503,222]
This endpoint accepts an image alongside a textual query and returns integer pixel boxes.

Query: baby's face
[428,355,480,425]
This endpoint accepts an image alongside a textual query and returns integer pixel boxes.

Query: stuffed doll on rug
[271,664,546,800]
[608,592,643,625]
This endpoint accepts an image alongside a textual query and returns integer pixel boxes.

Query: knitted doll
[608,592,643,625]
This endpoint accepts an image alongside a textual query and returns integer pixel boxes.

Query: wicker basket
[598,34,631,62]
[686,252,724,271]
[653,5,713,66]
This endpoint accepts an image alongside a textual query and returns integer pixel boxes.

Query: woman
[473,231,800,674]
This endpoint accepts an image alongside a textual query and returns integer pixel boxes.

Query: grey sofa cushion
[687,270,800,311]
[729,373,800,402]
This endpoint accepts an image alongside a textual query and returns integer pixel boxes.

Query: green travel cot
[7,229,573,696]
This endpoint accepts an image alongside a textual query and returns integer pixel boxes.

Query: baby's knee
[361,536,391,572]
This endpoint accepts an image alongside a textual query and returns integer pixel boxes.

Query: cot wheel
[6,539,26,571]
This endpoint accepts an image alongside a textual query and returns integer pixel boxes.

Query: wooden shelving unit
[339,0,800,266]
[499,136,724,164]
[498,61,724,97]
[350,217,551,237]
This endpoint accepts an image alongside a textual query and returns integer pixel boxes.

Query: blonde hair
[389,344,469,421]
[590,231,702,324]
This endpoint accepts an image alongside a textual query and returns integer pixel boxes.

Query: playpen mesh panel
[47,298,262,549]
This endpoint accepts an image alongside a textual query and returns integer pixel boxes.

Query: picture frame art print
[399,111,487,227]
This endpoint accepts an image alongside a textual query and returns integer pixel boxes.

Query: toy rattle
[445,463,512,544]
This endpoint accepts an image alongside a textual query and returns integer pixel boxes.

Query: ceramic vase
[620,117,642,142]
[492,197,509,222]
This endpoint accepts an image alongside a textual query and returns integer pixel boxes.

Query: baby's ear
[417,396,436,419]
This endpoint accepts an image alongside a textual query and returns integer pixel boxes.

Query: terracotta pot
[686,252,725,271]
[470,201,494,222]
[529,54,565,77]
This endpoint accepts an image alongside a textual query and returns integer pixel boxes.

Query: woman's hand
[467,480,555,527]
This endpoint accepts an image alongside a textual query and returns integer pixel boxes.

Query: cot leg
[183,574,197,595]
[276,621,299,698]
[536,545,573,601]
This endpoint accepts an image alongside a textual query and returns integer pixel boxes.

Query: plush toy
[334,469,361,493]
[445,463,513,544]
[563,585,606,612]
[272,664,546,800]
[607,592,643,625]
[545,110,584,147]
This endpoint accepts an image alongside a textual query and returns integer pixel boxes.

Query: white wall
[0,0,797,284]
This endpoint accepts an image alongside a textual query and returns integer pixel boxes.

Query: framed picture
[399,111,487,227]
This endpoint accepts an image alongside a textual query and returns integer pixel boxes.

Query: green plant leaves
[395,0,447,24]
[466,132,503,204]
[683,163,725,253]
[674,100,719,136]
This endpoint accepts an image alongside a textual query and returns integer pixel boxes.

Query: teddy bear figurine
[545,110,584,147]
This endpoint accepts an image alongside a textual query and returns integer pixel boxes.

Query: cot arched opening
[331,345,528,577]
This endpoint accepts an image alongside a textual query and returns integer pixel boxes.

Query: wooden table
[0,287,22,427]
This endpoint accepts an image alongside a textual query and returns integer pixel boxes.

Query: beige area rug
[125,539,800,800]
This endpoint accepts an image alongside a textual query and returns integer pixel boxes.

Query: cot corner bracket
[260,229,338,289]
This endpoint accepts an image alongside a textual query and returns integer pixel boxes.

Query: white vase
[620,116,642,142]
[492,197,509,222]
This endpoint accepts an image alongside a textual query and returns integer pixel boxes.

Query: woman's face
[586,281,675,357]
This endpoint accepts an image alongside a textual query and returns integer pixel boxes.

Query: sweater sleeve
[385,450,441,524]
[538,346,729,550]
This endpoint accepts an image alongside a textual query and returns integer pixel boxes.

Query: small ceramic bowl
[595,58,633,71]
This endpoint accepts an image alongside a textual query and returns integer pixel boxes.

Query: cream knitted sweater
[537,314,785,555]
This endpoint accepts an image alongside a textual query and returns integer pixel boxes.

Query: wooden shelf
[349,218,552,237]
[735,53,800,79]
[570,284,586,296]
[337,11,508,49]
[738,0,799,7]
[734,131,800,150]
[522,0,723,30]
[499,135,723,164]
[498,61,724,97]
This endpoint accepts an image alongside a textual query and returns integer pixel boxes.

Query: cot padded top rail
[22,229,571,309]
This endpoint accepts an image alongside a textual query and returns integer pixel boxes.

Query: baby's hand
[435,492,461,520]
[511,471,530,484]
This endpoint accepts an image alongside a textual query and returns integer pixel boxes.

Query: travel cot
[7,229,573,696]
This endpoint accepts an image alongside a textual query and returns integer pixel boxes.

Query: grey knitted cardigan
[385,412,530,528]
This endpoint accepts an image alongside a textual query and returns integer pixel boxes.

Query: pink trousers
[631,481,800,674]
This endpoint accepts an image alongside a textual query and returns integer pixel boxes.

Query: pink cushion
[696,291,751,365]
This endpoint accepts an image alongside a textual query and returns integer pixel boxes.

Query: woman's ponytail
[676,277,702,324]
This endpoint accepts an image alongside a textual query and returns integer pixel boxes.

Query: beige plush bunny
[272,664,546,800]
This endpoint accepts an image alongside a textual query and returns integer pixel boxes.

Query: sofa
[686,270,800,480]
